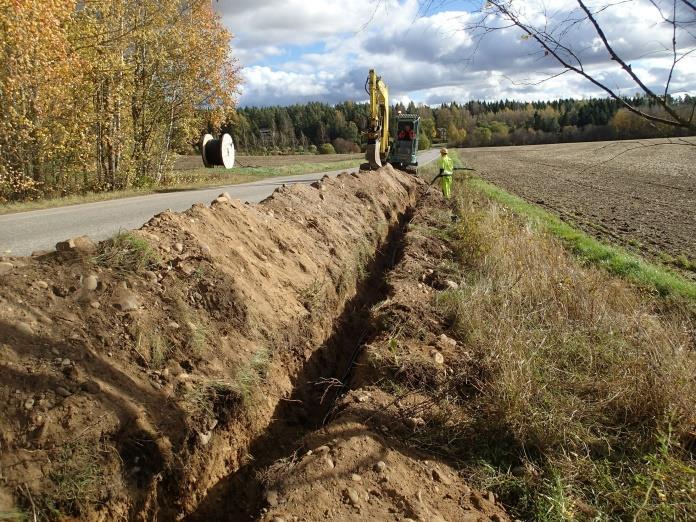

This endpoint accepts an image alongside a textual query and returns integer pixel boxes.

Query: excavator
[363,69,420,172]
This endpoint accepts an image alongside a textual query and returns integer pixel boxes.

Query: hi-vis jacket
[437,155,454,176]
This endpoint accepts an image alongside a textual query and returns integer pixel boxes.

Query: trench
[185,206,414,521]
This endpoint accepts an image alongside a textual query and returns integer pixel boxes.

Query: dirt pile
[219,191,510,522]
[0,166,421,519]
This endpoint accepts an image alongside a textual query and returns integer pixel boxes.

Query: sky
[214,0,696,107]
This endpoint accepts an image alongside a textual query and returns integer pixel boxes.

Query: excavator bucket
[365,141,383,169]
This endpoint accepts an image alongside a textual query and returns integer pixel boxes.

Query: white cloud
[216,0,696,106]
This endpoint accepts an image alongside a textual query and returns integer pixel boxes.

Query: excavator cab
[389,114,420,172]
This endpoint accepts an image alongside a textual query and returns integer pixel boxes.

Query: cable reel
[201,133,235,169]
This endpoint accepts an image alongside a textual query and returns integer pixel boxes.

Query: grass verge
[0,158,361,216]
[445,151,696,301]
[369,177,696,519]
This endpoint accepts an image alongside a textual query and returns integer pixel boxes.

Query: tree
[464,1,696,132]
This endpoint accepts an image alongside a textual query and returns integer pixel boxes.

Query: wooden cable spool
[201,133,235,169]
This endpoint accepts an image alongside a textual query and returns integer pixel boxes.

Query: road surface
[1,149,441,256]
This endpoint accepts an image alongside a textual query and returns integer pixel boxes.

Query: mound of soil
[0,166,421,519]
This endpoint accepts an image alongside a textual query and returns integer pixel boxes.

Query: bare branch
[576,0,693,129]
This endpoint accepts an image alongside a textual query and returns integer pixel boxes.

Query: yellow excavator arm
[365,69,390,169]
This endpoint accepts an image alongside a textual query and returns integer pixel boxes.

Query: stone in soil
[265,490,279,507]
[432,468,453,485]
[112,287,139,312]
[82,275,98,291]
[55,236,97,255]
[0,262,14,275]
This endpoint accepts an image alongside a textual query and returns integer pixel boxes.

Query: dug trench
[186,203,413,521]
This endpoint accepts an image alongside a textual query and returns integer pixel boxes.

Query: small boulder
[345,488,361,507]
[173,242,184,253]
[431,350,445,365]
[112,287,139,312]
[82,275,98,291]
[55,236,97,255]
[439,334,457,348]
[264,489,279,507]
[431,468,453,485]
[374,461,387,473]
[0,262,14,275]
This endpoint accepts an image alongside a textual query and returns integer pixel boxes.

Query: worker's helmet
[440,148,448,155]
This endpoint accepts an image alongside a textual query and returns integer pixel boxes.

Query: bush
[318,143,335,155]
[308,144,318,154]
[332,138,360,154]
[418,134,430,150]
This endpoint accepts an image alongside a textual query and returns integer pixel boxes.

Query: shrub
[318,143,336,155]
[308,144,318,154]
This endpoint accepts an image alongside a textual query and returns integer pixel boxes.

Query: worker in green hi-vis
[437,148,454,199]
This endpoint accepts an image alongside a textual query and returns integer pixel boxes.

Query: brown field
[462,138,696,272]
[174,152,363,170]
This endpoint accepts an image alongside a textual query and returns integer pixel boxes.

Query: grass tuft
[95,231,159,272]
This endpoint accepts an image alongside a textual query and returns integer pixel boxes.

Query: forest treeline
[1,2,693,203]
[227,96,695,154]
[0,0,237,202]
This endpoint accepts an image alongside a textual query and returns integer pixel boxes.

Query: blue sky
[215,0,696,107]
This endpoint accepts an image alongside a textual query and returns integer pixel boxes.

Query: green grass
[0,158,362,216]
[441,148,696,301]
[94,231,160,272]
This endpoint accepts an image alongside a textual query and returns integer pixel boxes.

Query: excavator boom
[364,69,390,169]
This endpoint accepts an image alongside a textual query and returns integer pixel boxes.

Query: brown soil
[174,153,363,170]
[462,138,696,275]
[0,166,505,521]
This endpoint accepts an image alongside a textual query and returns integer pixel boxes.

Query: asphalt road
[1,149,441,256]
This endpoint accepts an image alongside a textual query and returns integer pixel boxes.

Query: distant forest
[223,96,695,154]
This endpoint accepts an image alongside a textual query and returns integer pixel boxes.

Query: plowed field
[463,138,696,274]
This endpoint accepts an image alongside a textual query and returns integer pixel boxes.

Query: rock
[198,431,212,446]
[445,280,459,290]
[214,196,228,204]
[345,488,360,507]
[351,474,362,482]
[374,461,387,473]
[112,287,139,312]
[438,334,457,347]
[406,416,425,429]
[90,301,101,309]
[143,271,158,283]
[35,280,49,289]
[0,262,14,275]
[431,468,452,485]
[200,243,211,255]
[271,518,285,522]
[321,456,334,469]
[81,380,101,394]
[431,350,444,365]
[220,192,232,201]
[15,322,34,337]
[56,387,72,397]
[61,358,72,367]
[82,275,98,291]
[487,491,495,504]
[24,398,35,411]
[55,236,97,255]
[174,242,184,253]
[315,445,330,454]
[264,489,279,507]
[168,321,180,329]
